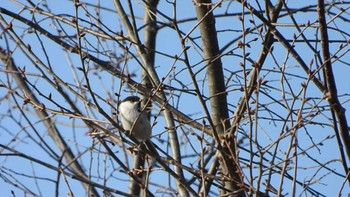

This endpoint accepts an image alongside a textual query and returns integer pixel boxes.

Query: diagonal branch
[0,48,100,197]
[0,6,211,135]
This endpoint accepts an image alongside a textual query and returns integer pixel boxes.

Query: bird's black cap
[122,96,140,103]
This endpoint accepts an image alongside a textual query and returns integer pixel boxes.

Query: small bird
[119,96,152,142]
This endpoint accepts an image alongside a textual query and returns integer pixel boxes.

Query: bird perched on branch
[119,95,160,167]
[119,96,152,142]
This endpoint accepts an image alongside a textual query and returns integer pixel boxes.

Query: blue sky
[1,0,350,196]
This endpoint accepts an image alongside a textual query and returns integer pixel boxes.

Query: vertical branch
[317,0,350,180]
[129,0,159,195]
[113,1,190,196]
[194,1,229,136]
[194,0,245,195]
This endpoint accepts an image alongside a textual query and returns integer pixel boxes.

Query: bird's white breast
[119,101,151,141]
